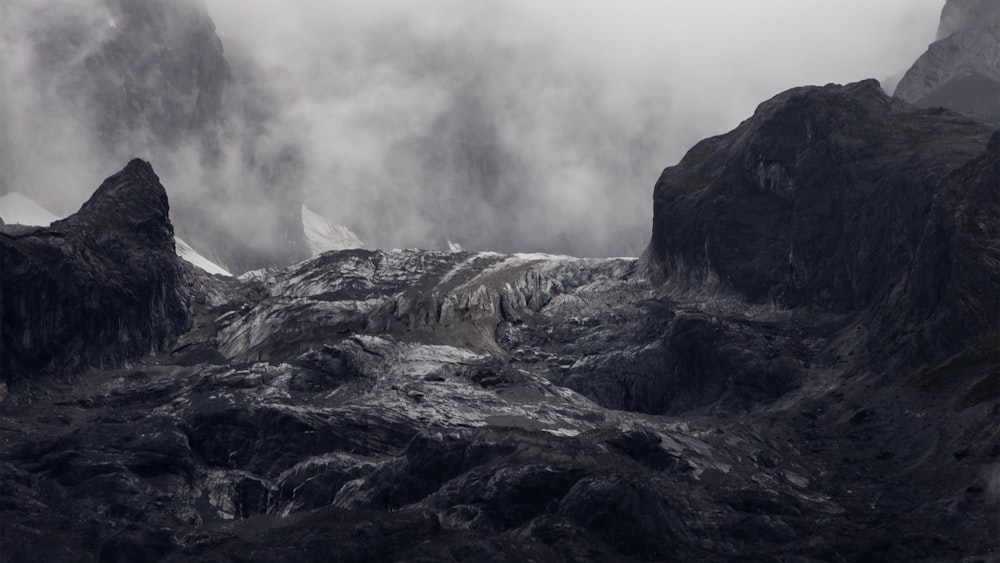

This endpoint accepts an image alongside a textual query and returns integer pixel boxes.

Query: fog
[205,0,943,255]
[1,0,943,261]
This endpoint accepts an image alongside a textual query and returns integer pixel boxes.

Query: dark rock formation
[648,80,992,317]
[1,81,998,561]
[877,130,1000,365]
[0,159,190,386]
[895,0,1000,124]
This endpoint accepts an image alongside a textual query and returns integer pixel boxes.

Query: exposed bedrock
[0,159,191,386]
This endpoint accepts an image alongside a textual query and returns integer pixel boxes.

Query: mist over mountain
[0,0,309,273]
[895,0,1000,124]
[1,0,943,268]
[937,0,1000,39]
[3,83,997,561]
[2,1,999,561]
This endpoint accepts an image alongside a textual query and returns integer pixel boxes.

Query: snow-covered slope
[175,237,232,276]
[0,191,231,276]
[0,192,60,227]
[302,204,364,255]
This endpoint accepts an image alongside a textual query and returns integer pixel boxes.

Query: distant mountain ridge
[0,191,230,276]
[2,79,998,560]
[895,0,1000,124]
[0,192,364,276]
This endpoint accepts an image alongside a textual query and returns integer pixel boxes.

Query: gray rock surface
[895,0,1000,124]
[937,0,1000,40]
[2,80,998,561]
[0,159,191,387]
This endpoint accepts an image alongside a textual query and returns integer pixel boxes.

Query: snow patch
[302,205,363,255]
[0,192,60,226]
[0,191,231,276]
[176,237,232,276]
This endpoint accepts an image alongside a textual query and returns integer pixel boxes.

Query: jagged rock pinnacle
[1,160,190,385]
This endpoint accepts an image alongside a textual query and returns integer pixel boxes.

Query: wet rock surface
[2,82,999,561]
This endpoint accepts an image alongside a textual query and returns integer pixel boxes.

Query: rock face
[648,81,992,316]
[936,0,1000,40]
[894,0,1000,124]
[1,83,998,561]
[0,159,190,386]
[880,129,1000,364]
[49,0,232,155]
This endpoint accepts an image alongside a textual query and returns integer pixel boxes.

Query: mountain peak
[1,160,190,384]
[894,0,1000,124]
[937,0,1000,39]
[64,158,175,250]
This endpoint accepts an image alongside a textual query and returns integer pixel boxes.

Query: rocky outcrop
[877,130,1000,364]
[0,159,190,386]
[647,81,992,316]
[894,0,1000,124]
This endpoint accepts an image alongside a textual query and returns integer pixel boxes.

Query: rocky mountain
[894,0,1000,124]
[0,0,310,273]
[0,192,364,277]
[0,191,231,277]
[937,0,1000,40]
[2,79,998,561]
[302,205,365,256]
[1,160,190,388]
[647,80,997,361]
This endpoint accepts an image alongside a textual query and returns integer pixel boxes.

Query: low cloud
[1,0,943,258]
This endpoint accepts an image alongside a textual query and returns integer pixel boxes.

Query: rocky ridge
[648,80,997,364]
[1,82,998,561]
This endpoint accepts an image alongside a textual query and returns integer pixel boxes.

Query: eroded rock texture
[0,159,190,386]
[649,81,992,319]
[1,81,998,561]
